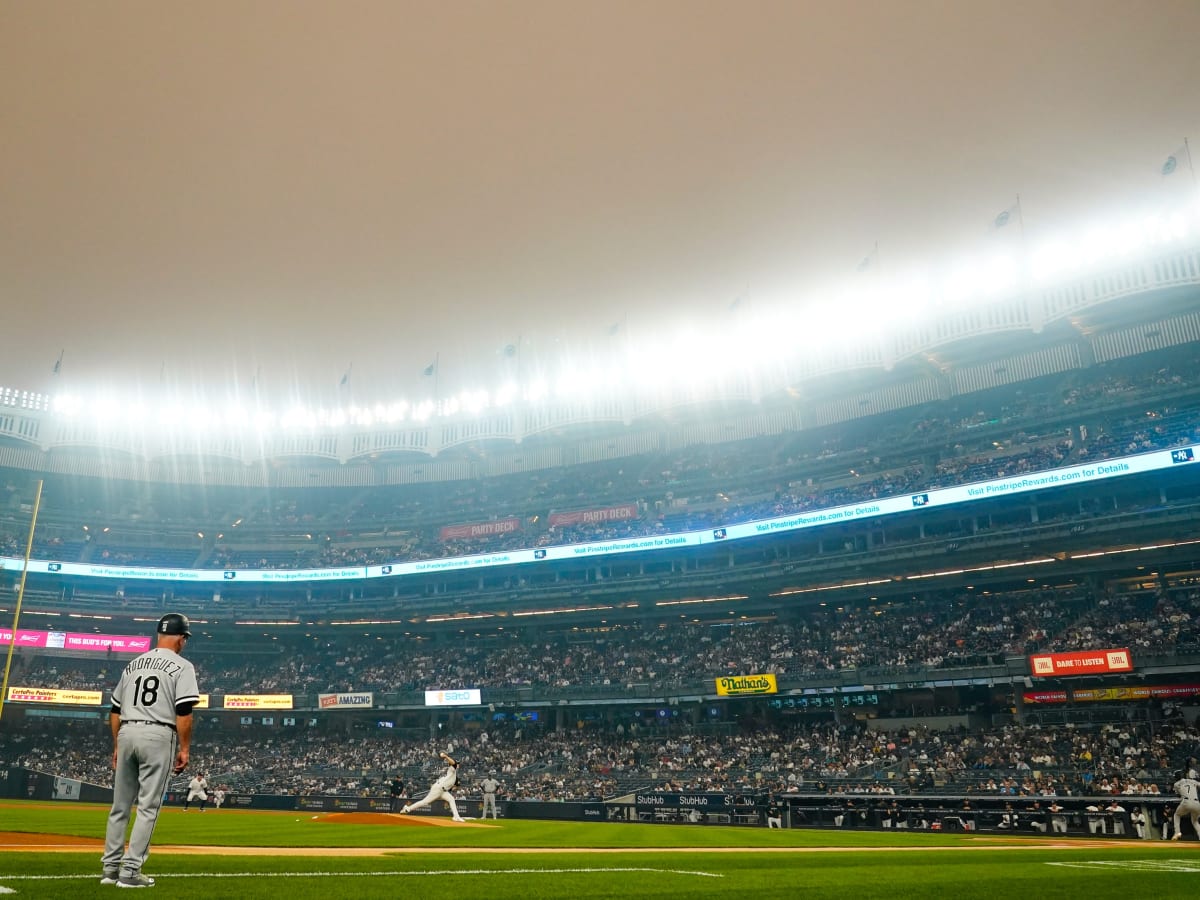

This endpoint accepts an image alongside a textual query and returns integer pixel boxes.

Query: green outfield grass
[0,801,1195,899]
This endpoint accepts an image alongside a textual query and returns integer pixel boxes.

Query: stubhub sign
[424,688,482,707]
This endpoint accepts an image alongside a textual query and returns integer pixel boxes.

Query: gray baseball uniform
[102,628,200,882]
[1173,776,1200,839]
[481,776,500,819]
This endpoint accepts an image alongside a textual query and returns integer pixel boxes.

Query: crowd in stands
[3,712,1197,805]
[8,583,1200,700]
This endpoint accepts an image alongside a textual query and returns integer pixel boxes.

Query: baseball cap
[157,612,192,637]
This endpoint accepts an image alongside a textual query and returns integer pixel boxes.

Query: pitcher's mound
[317,812,489,827]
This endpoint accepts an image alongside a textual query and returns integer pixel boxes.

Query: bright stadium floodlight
[1154,212,1190,244]
[382,401,408,424]
[554,368,587,400]
[1078,225,1119,269]
[460,389,489,415]
[279,405,314,429]
[980,252,1018,297]
[1029,237,1074,283]
[177,406,204,431]
[223,405,251,429]
[939,261,978,307]
[123,402,148,427]
[493,381,518,407]
[53,393,83,417]
[524,378,548,404]
[92,394,127,424]
[155,403,185,429]
[892,268,934,322]
[411,399,435,422]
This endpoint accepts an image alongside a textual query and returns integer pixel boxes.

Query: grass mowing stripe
[1046,859,1200,872]
[0,867,723,880]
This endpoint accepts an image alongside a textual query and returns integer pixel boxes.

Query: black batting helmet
[157,612,192,638]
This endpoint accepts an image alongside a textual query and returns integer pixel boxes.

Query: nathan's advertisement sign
[549,504,639,528]
[0,629,151,654]
[318,692,374,710]
[222,694,294,710]
[715,674,778,696]
[424,688,482,707]
[438,518,520,542]
[634,792,733,810]
[7,687,104,706]
[1029,648,1132,677]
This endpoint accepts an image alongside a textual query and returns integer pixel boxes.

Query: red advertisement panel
[549,504,640,528]
[1029,648,1132,677]
[0,629,151,654]
[438,517,521,542]
[1022,691,1068,704]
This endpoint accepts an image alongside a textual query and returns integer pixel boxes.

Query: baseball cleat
[116,872,156,888]
[401,805,410,814]
[452,816,465,822]
[100,871,120,885]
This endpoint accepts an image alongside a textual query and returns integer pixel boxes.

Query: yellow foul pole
[0,479,44,723]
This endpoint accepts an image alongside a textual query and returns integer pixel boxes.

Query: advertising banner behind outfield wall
[222,694,294,710]
[425,688,482,706]
[1029,648,1133,677]
[548,504,639,527]
[1022,683,1200,704]
[318,692,373,709]
[0,629,151,653]
[635,792,734,811]
[438,517,521,542]
[298,796,395,812]
[6,687,104,706]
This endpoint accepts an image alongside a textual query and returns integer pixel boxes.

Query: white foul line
[0,866,723,881]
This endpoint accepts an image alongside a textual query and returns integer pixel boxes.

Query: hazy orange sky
[2,1,1198,404]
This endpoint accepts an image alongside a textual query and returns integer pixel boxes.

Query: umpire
[101,613,200,888]
[390,775,406,812]
[480,772,501,820]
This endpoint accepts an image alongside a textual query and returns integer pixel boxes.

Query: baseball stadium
[4,4,1200,898]
[3,197,1200,894]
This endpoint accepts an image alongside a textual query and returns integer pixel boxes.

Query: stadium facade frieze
[3,245,1200,465]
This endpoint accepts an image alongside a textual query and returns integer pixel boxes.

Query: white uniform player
[212,787,226,809]
[480,774,501,819]
[402,751,464,821]
[1171,772,1200,840]
[101,613,200,888]
[185,773,209,810]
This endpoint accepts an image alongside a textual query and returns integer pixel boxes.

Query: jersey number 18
[132,675,160,708]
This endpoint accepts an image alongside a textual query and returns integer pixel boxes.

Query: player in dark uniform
[389,775,406,812]
[101,613,200,888]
